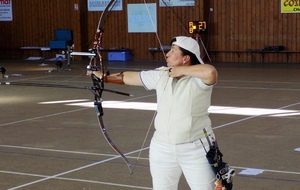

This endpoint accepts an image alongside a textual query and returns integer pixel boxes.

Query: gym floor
[0,58,299,190]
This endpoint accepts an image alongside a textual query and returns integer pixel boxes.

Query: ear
[182,55,191,65]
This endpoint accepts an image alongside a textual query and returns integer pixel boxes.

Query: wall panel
[208,0,300,63]
[0,0,299,63]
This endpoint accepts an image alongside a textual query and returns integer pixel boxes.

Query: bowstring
[144,1,167,60]
[161,0,213,61]
[161,0,190,35]
[131,0,169,175]
[133,0,207,174]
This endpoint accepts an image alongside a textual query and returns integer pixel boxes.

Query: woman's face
[166,45,186,67]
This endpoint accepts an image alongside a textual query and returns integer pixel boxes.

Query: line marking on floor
[5,148,146,190]
[1,170,152,190]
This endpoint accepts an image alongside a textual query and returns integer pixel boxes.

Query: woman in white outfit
[89,36,218,190]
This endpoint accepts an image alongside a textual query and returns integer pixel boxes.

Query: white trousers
[149,137,215,190]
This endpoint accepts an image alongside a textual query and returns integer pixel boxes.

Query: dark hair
[170,38,200,65]
[178,47,200,65]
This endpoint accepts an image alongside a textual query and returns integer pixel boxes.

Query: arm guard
[104,72,125,85]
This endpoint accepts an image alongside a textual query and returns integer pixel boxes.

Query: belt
[176,128,214,145]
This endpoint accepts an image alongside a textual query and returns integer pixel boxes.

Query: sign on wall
[0,0,13,21]
[127,3,157,33]
[88,0,122,11]
[281,0,300,13]
[159,0,195,7]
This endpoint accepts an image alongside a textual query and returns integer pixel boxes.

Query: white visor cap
[171,36,204,64]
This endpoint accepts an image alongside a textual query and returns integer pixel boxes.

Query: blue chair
[50,29,73,49]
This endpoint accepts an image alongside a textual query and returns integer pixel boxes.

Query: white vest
[153,73,213,144]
